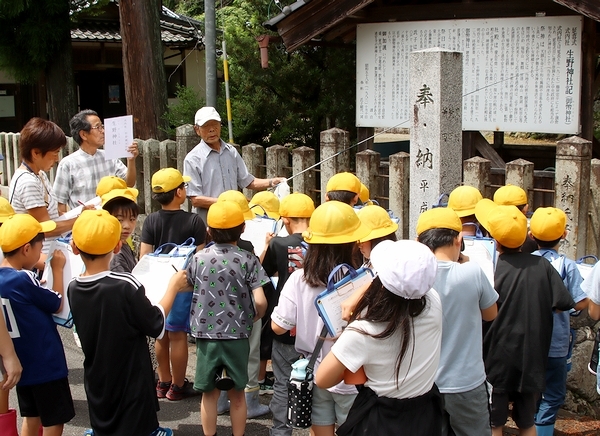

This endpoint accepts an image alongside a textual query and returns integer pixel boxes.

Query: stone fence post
[320,128,350,203]
[356,149,381,201]
[292,146,316,201]
[242,143,265,199]
[266,144,290,181]
[555,136,592,259]
[389,152,410,239]
[587,159,600,257]
[176,124,197,212]
[463,156,491,198]
[505,158,534,207]
[141,139,161,215]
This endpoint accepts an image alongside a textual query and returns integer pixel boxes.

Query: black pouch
[589,328,600,375]
[287,376,314,429]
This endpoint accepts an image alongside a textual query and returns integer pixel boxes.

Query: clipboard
[132,238,196,305]
[314,264,374,337]
[241,216,278,256]
[42,238,85,328]
[462,236,496,286]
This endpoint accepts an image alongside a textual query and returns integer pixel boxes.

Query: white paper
[103,115,134,159]
[241,217,278,256]
[42,240,86,325]
[315,270,374,336]
[54,196,102,222]
[462,237,496,286]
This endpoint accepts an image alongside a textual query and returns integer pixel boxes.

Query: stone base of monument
[502,410,600,435]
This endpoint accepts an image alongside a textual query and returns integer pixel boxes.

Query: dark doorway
[75,69,127,119]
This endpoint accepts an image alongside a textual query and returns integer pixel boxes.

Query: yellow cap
[151,168,191,193]
[73,209,121,255]
[279,193,315,218]
[326,172,361,194]
[208,201,245,229]
[96,176,127,197]
[475,200,527,248]
[357,205,398,241]
[448,186,483,217]
[493,184,528,206]
[0,197,15,223]
[359,183,370,204]
[416,207,462,236]
[217,190,254,220]
[530,207,567,242]
[0,214,56,252]
[303,201,370,244]
[101,188,139,207]
[249,191,280,220]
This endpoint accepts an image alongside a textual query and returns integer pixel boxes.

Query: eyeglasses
[90,124,105,131]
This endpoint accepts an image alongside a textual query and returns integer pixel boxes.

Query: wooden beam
[471,131,506,168]
[553,0,600,22]
[276,0,374,52]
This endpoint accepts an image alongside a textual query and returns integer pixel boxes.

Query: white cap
[370,240,437,299]
[194,106,221,127]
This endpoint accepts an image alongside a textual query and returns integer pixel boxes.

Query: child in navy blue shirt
[0,214,74,435]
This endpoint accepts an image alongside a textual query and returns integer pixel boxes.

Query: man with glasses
[53,109,139,213]
[184,106,286,223]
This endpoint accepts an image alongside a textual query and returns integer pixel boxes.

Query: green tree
[0,0,76,131]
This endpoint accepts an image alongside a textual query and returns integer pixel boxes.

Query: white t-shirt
[271,269,357,395]
[331,289,443,399]
[434,260,498,393]
[582,262,600,304]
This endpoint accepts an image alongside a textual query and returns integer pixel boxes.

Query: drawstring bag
[287,325,328,429]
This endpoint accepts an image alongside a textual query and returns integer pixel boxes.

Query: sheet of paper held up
[103,115,134,159]
[54,196,102,222]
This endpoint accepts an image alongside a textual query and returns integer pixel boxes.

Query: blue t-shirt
[0,267,67,386]
[533,249,587,357]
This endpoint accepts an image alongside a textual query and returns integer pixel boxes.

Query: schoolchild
[324,172,361,206]
[0,214,75,436]
[249,190,281,220]
[356,204,398,266]
[357,183,373,206]
[271,200,370,436]
[529,207,588,436]
[215,190,270,417]
[140,168,206,401]
[187,200,269,436]
[315,239,443,436]
[583,262,600,394]
[417,207,498,436]
[100,187,140,273]
[261,192,315,436]
[68,209,189,436]
[447,185,486,237]
[95,175,127,198]
[493,184,537,253]
[474,200,575,436]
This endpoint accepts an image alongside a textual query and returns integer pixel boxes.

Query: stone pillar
[242,143,265,199]
[175,124,197,212]
[292,146,316,201]
[389,152,410,239]
[356,149,381,201]
[320,128,350,204]
[159,139,177,170]
[587,159,600,258]
[555,136,592,259]
[409,48,463,237]
[463,156,491,198]
[142,139,161,215]
[505,158,534,208]
[266,144,290,180]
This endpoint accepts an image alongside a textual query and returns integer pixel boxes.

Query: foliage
[0,0,71,83]
[162,84,206,137]
[175,0,355,148]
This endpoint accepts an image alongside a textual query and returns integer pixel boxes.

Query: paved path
[9,328,309,436]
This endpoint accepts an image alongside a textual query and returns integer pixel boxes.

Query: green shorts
[194,338,250,392]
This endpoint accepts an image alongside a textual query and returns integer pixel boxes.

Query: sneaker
[156,380,171,399]
[259,378,274,395]
[83,430,94,436]
[166,379,199,401]
[149,427,173,436]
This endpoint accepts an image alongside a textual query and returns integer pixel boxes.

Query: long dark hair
[303,242,357,287]
[348,276,428,388]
